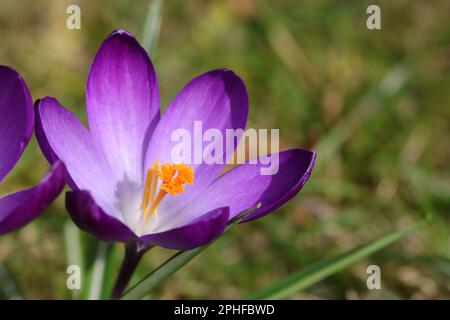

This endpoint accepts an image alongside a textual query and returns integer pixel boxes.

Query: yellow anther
[141,161,194,223]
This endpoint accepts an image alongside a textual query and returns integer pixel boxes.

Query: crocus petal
[0,66,33,182]
[0,162,66,235]
[176,149,316,224]
[144,69,248,221]
[34,99,58,164]
[35,99,78,189]
[87,29,160,184]
[241,150,316,222]
[140,207,229,250]
[37,97,118,217]
[66,190,138,243]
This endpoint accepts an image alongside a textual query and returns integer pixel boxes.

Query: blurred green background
[0,0,449,299]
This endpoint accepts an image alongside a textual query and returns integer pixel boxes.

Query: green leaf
[64,220,84,299]
[121,203,261,300]
[100,245,119,300]
[141,0,164,54]
[87,242,110,300]
[247,221,425,299]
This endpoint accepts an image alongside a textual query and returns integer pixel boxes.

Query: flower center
[140,160,194,222]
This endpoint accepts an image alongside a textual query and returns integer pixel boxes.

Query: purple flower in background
[0,66,66,235]
[36,29,316,251]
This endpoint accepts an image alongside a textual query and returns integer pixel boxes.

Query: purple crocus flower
[0,66,66,235]
[36,30,316,252]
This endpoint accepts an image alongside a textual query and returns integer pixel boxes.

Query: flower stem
[110,242,148,299]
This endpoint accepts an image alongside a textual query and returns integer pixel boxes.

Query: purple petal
[37,97,118,216]
[145,69,248,219]
[35,99,78,189]
[0,66,33,182]
[87,29,160,184]
[66,190,137,243]
[140,207,229,250]
[0,162,66,235]
[34,99,59,164]
[181,149,316,223]
[241,150,316,222]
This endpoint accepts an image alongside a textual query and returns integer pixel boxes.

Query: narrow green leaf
[64,220,84,299]
[88,242,110,300]
[100,245,119,300]
[141,0,164,54]
[247,221,425,300]
[121,203,261,300]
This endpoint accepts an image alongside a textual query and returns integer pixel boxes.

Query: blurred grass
[0,0,449,299]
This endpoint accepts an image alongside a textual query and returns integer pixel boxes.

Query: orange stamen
[141,161,194,223]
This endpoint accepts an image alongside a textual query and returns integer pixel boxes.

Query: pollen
[140,161,194,222]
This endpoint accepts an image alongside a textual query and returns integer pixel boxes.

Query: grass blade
[247,221,425,299]
[64,220,84,299]
[121,203,261,300]
[100,244,119,300]
[141,0,164,54]
[88,242,110,300]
